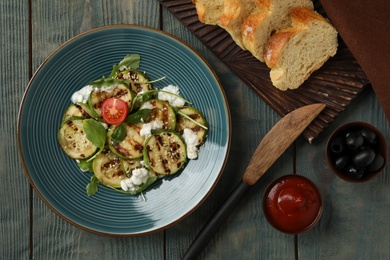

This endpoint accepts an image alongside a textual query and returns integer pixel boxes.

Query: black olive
[345,131,364,151]
[360,128,377,145]
[352,148,376,168]
[334,155,350,171]
[344,165,365,179]
[330,136,346,154]
[367,154,385,172]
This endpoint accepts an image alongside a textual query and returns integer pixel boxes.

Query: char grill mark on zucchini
[176,106,208,144]
[143,130,186,175]
[108,123,145,159]
[92,150,127,188]
[57,119,98,159]
[146,99,176,130]
[116,69,152,94]
[63,103,92,121]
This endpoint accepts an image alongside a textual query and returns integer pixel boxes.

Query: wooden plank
[29,0,165,259]
[161,7,296,259]
[297,87,390,259]
[0,0,31,259]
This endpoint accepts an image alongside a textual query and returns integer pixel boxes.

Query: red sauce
[263,175,322,234]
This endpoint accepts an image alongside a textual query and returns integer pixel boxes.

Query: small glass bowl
[326,122,388,183]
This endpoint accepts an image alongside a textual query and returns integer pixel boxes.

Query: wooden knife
[183,103,326,259]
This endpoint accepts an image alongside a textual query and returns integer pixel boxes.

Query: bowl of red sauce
[263,174,323,234]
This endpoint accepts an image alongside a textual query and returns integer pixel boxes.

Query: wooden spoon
[183,103,326,259]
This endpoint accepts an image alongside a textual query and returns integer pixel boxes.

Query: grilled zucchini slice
[57,119,98,160]
[176,106,208,144]
[92,150,127,188]
[116,69,152,94]
[107,123,145,159]
[62,103,93,122]
[143,130,187,175]
[141,99,176,130]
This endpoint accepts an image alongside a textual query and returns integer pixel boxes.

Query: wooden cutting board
[159,0,371,142]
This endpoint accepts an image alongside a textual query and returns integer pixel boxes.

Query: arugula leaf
[108,54,141,78]
[90,77,129,88]
[106,175,158,200]
[131,90,159,111]
[83,119,107,161]
[77,159,93,172]
[111,123,127,145]
[129,176,158,195]
[86,175,99,196]
[125,109,152,124]
[118,54,141,69]
[177,109,208,130]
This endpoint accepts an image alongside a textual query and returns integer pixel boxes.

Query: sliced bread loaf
[192,0,225,25]
[218,0,259,49]
[263,6,338,90]
[241,0,314,62]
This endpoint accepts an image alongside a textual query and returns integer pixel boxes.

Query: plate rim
[17,24,232,236]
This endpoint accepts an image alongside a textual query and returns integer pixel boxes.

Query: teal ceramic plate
[18,25,231,236]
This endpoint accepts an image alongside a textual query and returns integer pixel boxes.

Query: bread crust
[289,6,327,25]
[264,28,300,68]
[263,6,338,90]
[193,0,338,91]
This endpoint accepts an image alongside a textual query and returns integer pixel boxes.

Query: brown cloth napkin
[320,0,390,123]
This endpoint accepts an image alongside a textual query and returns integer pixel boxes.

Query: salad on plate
[57,54,208,198]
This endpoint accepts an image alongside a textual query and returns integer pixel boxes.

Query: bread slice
[192,0,225,25]
[263,6,338,90]
[218,0,259,49]
[241,0,314,62]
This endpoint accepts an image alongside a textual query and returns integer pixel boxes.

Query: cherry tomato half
[101,98,129,125]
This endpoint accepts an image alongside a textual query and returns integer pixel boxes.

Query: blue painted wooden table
[2,0,389,259]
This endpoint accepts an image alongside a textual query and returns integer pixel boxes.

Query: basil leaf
[77,159,93,172]
[86,175,99,196]
[83,119,107,161]
[125,109,152,124]
[111,123,127,145]
[83,119,106,147]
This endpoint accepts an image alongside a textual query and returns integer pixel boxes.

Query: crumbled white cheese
[99,84,116,93]
[71,84,117,104]
[140,120,163,138]
[120,167,152,192]
[140,101,155,110]
[71,85,93,104]
[158,85,185,108]
[183,128,200,160]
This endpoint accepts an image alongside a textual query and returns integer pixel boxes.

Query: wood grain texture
[158,0,371,142]
[296,87,390,259]
[243,103,325,186]
[29,0,164,259]
[0,0,31,259]
[5,0,389,259]
[162,9,296,259]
